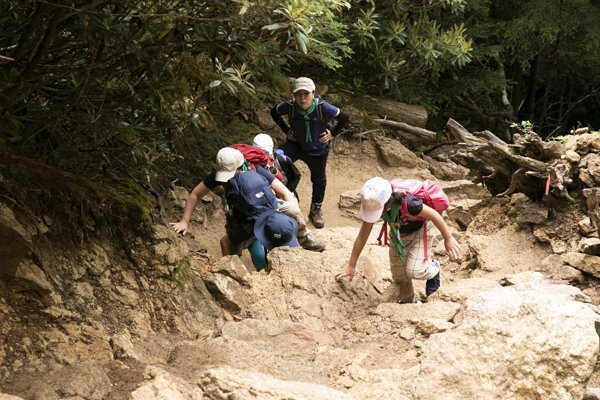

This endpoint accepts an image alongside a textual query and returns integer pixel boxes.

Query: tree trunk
[525,54,539,121]
[511,61,523,116]
[351,94,428,127]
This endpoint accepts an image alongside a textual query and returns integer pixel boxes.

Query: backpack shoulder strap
[286,98,295,122]
[316,102,323,123]
[315,96,326,123]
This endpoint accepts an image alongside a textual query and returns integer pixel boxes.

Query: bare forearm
[181,194,199,223]
[419,206,452,240]
[349,221,374,266]
[349,236,367,267]
[431,213,453,239]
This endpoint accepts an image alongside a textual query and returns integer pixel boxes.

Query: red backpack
[229,143,283,181]
[377,179,449,261]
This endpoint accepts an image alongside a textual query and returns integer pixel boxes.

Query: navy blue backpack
[225,171,277,220]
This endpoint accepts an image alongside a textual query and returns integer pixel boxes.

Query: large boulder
[373,136,427,169]
[199,366,354,400]
[131,366,203,400]
[413,283,599,400]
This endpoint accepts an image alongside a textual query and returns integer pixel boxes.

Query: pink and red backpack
[378,178,450,261]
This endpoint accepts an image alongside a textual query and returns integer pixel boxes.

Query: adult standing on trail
[333,177,461,304]
[270,77,350,229]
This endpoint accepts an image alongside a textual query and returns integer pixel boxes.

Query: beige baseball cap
[293,77,316,93]
[215,147,244,182]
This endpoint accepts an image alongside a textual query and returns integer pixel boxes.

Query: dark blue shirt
[276,100,339,156]
[202,166,275,190]
[203,167,276,223]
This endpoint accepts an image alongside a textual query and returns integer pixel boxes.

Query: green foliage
[509,120,535,135]
[261,0,352,69]
[225,121,262,143]
[0,0,357,189]
[360,114,379,130]
[416,66,505,115]
[0,116,22,139]
[455,0,600,135]
[2,0,600,188]
[119,178,152,209]
[339,0,473,93]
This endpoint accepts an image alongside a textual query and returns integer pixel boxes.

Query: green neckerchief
[294,99,317,142]
[241,160,249,171]
[381,202,407,262]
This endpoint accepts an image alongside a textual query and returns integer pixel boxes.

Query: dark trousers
[226,214,254,255]
[279,141,328,204]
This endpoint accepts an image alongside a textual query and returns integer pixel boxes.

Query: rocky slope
[1,136,600,400]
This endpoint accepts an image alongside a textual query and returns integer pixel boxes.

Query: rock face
[131,366,203,400]
[373,136,427,169]
[200,366,354,400]
[414,283,599,400]
[4,134,600,400]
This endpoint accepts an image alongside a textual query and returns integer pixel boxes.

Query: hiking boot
[298,231,326,252]
[426,259,442,296]
[309,202,325,229]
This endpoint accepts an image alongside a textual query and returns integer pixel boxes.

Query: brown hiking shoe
[309,202,325,229]
[298,231,326,252]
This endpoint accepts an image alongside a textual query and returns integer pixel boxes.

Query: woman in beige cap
[270,77,350,229]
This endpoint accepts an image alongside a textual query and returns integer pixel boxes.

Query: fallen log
[446,118,577,201]
[375,119,436,140]
[349,94,428,127]
[446,118,487,146]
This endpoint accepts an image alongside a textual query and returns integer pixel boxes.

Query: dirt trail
[6,135,600,400]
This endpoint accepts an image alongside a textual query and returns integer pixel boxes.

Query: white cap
[215,147,244,182]
[253,133,274,156]
[359,177,392,223]
[293,77,316,93]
